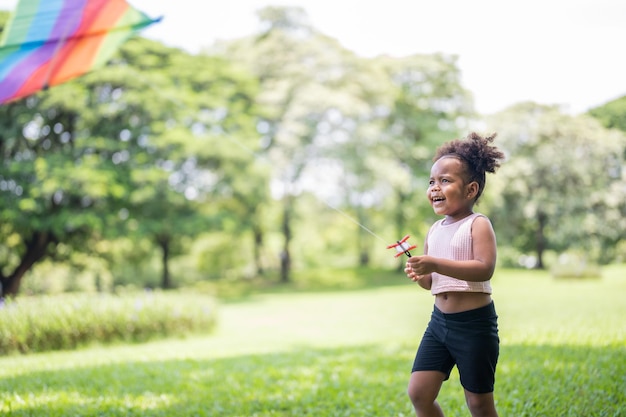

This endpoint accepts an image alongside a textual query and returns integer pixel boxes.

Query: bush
[0,291,217,355]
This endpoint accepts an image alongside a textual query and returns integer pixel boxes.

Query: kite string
[322,199,389,245]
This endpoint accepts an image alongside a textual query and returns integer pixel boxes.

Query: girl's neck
[442,210,474,225]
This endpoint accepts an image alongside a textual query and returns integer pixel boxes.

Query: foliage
[588,94,626,132]
[0,34,264,295]
[219,6,473,281]
[487,102,626,267]
[377,53,473,255]
[0,265,624,416]
[0,10,8,28]
[0,291,216,355]
[222,6,382,281]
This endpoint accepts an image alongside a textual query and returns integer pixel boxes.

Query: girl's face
[427,156,477,223]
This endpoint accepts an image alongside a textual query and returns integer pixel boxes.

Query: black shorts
[412,301,499,393]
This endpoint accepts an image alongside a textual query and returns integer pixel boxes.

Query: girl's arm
[407,216,497,282]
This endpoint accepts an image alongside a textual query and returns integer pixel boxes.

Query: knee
[407,384,420,407]
[408,371,445,410]
[465,393,497,417]
[407,381,433,409]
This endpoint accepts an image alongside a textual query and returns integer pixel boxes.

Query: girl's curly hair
[434,132,505,202]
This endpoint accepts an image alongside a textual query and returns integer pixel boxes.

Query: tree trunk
[159,237,172,289]
[0,231,55,297]
[357,206,370,267]
[253,225,264,276]
[359,250,370,266]
[280,199,292,283]
[535,211,547,269]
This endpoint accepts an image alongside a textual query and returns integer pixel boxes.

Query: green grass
[0,265,624,416]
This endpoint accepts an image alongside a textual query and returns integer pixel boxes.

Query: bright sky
[1,0,625,114]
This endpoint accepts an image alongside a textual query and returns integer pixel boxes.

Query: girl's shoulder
[470,213,496,236]
[471,213,493,225]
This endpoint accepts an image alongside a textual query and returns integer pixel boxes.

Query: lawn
[0,265,624,416]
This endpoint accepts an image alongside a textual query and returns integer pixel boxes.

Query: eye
[428,179,435,185]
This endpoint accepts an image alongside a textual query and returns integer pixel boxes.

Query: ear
[466,181,479,200]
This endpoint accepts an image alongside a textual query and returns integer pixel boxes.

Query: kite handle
[387,235,417,258]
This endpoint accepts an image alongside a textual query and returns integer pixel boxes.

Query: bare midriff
[435,291,492,314]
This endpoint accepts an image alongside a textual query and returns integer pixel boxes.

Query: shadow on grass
[0,344,624,416]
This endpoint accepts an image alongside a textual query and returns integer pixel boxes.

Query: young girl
[405,132,505,417]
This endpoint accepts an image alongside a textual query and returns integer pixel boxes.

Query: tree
[588,95,626,133]
[0,36,262,295]
[0,82,131,296]
[221,6,383,281]
[377,54,474,257]
[103,40,264,288]
[587,95,626,263]
[218,6,477,278]
[487,102,626,267]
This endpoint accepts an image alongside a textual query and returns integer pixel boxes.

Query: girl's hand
[406,255,437,276]
[405,262,433,290]
[404,263,421,281]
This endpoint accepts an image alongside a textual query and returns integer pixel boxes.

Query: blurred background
[1,0,624,297]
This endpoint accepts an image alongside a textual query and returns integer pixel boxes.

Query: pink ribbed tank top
[427,212,493,295]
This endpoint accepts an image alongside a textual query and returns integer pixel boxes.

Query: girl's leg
[408,370,446,417]
[464,390,498,417]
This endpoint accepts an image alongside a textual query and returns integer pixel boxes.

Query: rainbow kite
[0,0,161,105]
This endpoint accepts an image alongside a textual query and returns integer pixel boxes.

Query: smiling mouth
[431,196,445,203]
